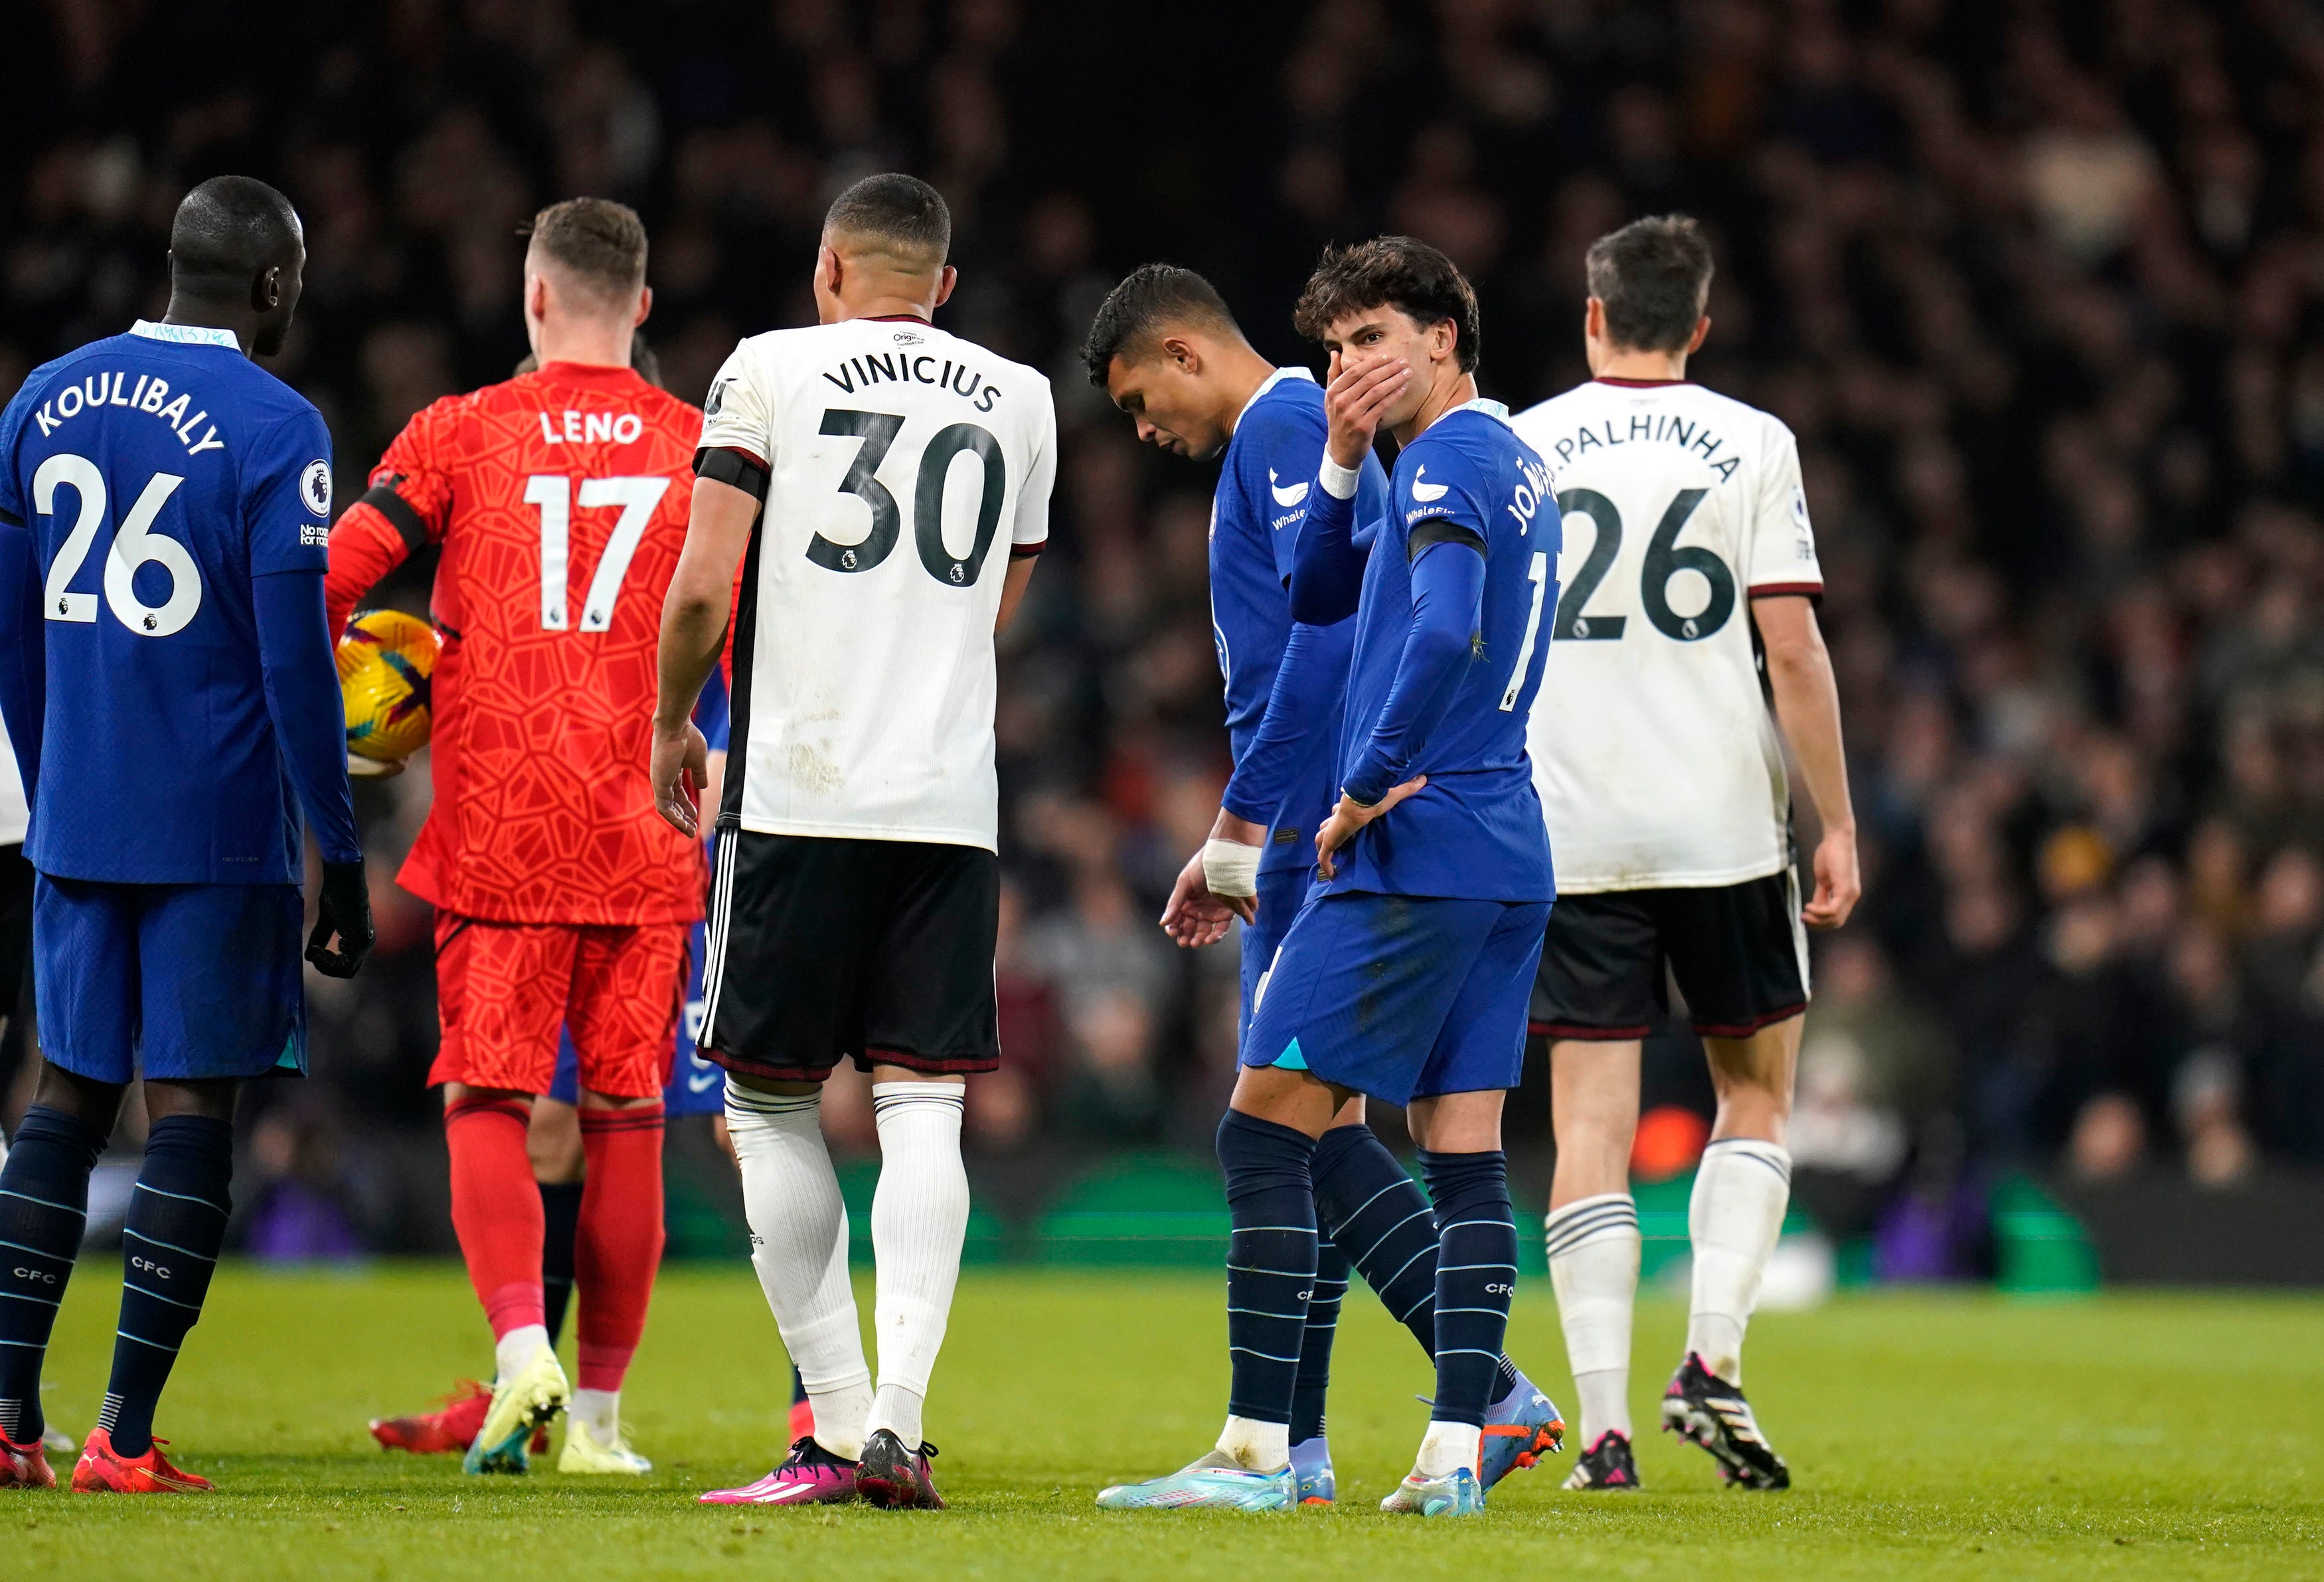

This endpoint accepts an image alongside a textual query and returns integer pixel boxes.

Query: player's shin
[1311,1122,1446,1357]
[1546,1192,1641,1443]
[724,1080,871,1459]
[445,1095,549,1376]
[572,1103,665,1444]
[1214,1109,1319,1472]
[539,1180,583,1348]
[0,1105,107,1448]
[100,1114,232,1457]
[1416,1150,1517,1479]
[1685,1139,1791,1384]
[865,1081,969,1452]
[1313,1123,1527,1400]
[1289,1237,1348,1449]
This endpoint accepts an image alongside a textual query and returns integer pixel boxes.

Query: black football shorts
[1531,869,1808,1041]
[700,830,1000,1083]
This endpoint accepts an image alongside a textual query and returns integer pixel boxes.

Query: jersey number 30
[810,410,1005,586]
[35,454,202,637]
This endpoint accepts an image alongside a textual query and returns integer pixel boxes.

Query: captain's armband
[694,446,770,502]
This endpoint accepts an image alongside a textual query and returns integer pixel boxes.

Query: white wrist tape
[1203,837,1262,899]
[1318,456,1362,499]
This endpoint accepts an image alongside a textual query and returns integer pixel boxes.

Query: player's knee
[142,1077,238,1124]
[1709,1077,1791,1138]
[33,1059,126,1129]
[576,1089,661,1111]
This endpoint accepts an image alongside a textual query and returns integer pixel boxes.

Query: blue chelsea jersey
[0,321,335,885]
[1326,401,1560,902]
[1209,368,1390,873]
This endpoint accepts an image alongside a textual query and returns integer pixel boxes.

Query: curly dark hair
[1080,262,1240,387]
[1585,215,1714,353]
[1291,236,1480,373]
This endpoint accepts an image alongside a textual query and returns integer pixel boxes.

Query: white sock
[1546,1192,1639,1443]
[1415,1420,1481,1480]
[725,1079,872,1459]
[863,1082,969,1451]
[1215,1413,1289,1471]
[494,1323,549,1385]
[1686,1138,1792,1385]
[570,1386,618,1440]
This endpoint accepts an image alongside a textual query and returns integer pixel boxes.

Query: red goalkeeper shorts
[428,914,687,1099]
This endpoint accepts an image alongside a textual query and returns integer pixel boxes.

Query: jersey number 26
[1554,486,1736,644]
[35,454,202,638]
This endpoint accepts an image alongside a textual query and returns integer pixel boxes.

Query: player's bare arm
[995,552,1038,634]
[1752,592,1859,928]
[651,472,755,836]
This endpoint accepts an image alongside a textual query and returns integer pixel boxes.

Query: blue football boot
[1479,1370,1566,1488]
[1289,1436,1335,1505]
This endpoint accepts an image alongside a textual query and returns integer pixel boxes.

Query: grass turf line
[5,1263,2318,1579]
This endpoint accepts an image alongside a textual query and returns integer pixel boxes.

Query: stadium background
[3,0,2323,1288]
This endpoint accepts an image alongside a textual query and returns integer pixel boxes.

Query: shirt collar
[130,319,242,351]
[1450,396,1510,423]
[1234,365,1317,426]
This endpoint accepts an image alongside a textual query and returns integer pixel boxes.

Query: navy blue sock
[1216,1109,1318,1429]
[1289,1235,1348,1444]
[100,1114,232,1457]
[0,1104,107,1445]
[1418,1149,1518,1429]
[1314,1124,1522,1399]
[539,1180,583,1349]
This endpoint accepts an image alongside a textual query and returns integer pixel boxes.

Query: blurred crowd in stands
[7,0,2324,1257]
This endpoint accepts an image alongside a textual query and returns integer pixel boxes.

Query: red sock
[576,1103,665,1392]
[445,1096,544,1339]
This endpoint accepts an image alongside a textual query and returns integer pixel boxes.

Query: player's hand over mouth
[1323,349,1409,470]
[1313,775,1426,879]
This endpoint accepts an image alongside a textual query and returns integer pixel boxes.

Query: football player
[0,177,372,1492]
[1101,238,1560,1517]
[653,174,1056,1509]
[1512,215,1859,1492]
[327,198,701,1475]
[1082,264,1561,1506]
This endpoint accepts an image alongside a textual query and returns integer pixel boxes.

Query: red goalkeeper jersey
[327,361,705,924]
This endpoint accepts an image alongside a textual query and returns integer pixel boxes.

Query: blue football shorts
[1237,865,1318,1037]
[1241,889,1553,1106]
[548,913,722,1116]
[35,875,306,1085]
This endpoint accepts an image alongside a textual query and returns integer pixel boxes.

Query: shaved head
[163,175,306,356]
[169,175,303,295]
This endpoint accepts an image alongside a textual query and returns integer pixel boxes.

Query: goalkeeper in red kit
[325,199,703,1474]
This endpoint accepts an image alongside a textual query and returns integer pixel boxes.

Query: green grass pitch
[8,1263,2319,1579]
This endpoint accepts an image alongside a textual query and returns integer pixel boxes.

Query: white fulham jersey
[1511,378,1822,892]
[699,316,1056,851]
